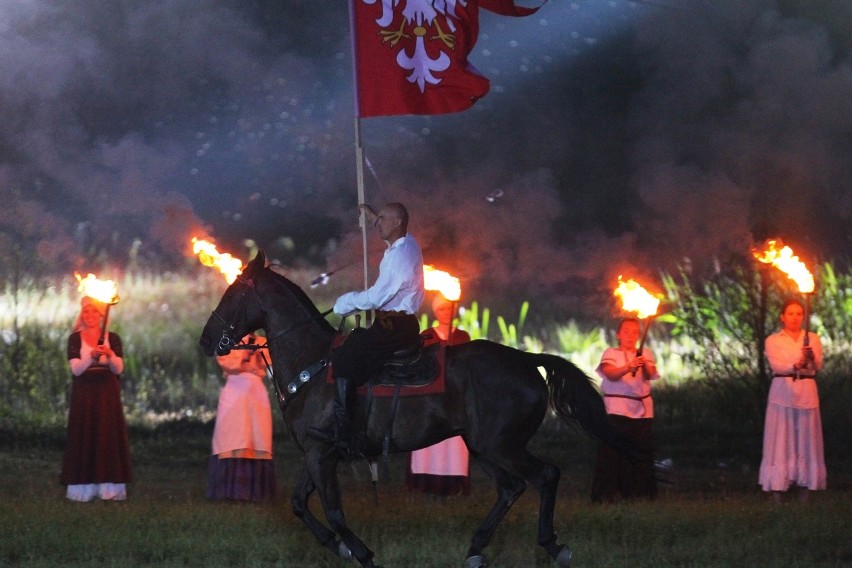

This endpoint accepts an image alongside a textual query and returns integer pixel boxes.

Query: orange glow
[423,265,461,302]
[752,239,814,293]
[614,276,660,319]
[75,272,119,305]
[192,237,243,284]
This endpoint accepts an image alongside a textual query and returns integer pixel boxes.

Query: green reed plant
[812,262,852,377]
[453,300,528,347]
[457,301,490,340]
[552,320,609,376]
[495,301,529,348]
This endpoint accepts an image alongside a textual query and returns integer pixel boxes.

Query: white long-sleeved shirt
[333,234,425,316]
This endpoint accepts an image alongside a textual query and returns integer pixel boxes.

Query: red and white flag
[351,0,540,117]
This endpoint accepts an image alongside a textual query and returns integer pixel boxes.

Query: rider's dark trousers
[330,311,421,385]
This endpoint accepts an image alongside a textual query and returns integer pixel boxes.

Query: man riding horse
[309,202,424,458]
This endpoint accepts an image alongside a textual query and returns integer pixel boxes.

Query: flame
[752,239,814,293]
[75,272,119,305]
[192,237,243,284]
[614,276,660,319]
[423,265,461,302]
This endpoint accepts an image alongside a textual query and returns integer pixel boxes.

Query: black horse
[199,251,623,568]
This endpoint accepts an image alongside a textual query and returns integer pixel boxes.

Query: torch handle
[448,301,458,342]
[803,293,811,348]
[631,317,653,377]
[98,304,112,346]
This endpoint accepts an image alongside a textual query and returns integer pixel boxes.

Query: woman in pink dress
[407,296,472,496]
[760,298,826,503]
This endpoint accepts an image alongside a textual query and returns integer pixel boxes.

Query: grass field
[2,419,850,568]
[2,265,851,566]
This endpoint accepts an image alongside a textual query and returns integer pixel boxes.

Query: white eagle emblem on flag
[361,0,468,93]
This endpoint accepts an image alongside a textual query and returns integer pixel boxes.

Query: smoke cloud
[1,0,849,318]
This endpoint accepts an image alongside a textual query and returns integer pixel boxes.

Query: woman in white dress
[759,298,826,503]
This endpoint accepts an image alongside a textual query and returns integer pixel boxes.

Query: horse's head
[199,250,268,357]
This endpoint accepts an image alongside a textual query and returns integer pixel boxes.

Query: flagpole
[354,117,369,292]
[349,0,370,315]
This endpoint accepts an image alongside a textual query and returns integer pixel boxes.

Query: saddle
[326,331,447,397]
[289,330,454,460]
[365,341,444,394]
[281,330,450,410]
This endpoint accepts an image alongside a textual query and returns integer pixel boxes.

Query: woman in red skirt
[60,296,132,501]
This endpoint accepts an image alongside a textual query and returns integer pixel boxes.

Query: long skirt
[407,436,470,496]
[591,415,656,503]
[60,371,132,501]
[759,404,826,491]
[207,456,276,501]
[207,372,276,501]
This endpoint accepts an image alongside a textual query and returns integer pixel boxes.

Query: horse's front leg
[291,464,353,561]
[306,447,379,567]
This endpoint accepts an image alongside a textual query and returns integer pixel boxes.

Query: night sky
[1,0,849,317]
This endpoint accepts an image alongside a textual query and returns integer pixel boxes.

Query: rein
[265,307,334,345]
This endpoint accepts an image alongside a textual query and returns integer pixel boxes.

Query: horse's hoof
[555,546,573,567]
[465,554,487,568]
[337,540,353,561]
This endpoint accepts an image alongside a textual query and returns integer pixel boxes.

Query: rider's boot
[309,377,360,460]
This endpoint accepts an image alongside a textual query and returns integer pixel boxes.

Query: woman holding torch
[592,316,660,503]
[407,294,471,497]
[760,298,826,503]
[60,296,132,501]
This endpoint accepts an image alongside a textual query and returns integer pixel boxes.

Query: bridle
[208,271,336,410]
[209,276,254,355]
[209,273,334,355]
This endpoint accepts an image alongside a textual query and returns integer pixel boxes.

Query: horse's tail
[532,353,627,451]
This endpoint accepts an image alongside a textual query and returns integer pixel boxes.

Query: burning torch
[614,276,661,377]
[192,237,244,284]
[752,239,816,371]
[424,265,462,338]
[75,272,120,355]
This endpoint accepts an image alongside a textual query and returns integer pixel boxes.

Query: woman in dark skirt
[60,296,132,501]
[207,334,276,501]
[591,317,660,503]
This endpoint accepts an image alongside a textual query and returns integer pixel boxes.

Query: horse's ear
[245,250,266,276]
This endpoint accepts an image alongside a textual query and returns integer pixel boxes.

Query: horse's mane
[260,265,336,333]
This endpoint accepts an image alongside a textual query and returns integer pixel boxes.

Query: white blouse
[69,334,124,377]
[764,330,822,409]
[596,347,660,418]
